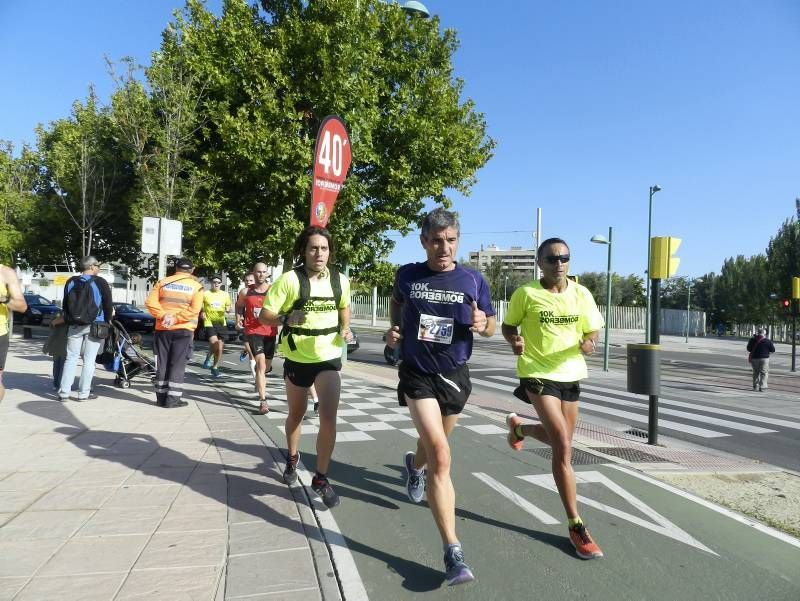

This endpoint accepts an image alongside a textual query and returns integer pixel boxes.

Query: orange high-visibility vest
[145,273,204,332]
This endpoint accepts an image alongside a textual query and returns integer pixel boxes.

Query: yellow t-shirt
[202,290,231,327]
[504,279,604,382]
[263,268,350,363]
[0,281,8,336]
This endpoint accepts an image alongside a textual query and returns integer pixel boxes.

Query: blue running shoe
[444,545,474,586]
[239,351,247,362]
[210,367,221,379]
[404,451,426,503]
[203,355,213,369]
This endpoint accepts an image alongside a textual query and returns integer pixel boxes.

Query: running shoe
[257,399,269,415]
[313,401,319,413]
[311,474,340,508]
[284,452,299,485]
[443,545,474,586]
[210,367,221,378]
[403,451,426,503]
[202,354,213,369]
[505,412,524,451]
[239,350,247,362]
[569,523,604,559]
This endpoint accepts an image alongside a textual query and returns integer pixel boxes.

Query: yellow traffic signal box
[650,237,681,279]
[793,276,800,300]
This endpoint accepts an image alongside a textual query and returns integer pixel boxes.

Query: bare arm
[1,266,26,313]
[580,330,600,355]
[502,323,525,355]
[385,297,403,348]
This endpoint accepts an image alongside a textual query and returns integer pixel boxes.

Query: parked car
[14,293,61,326]
[112,302,155,333]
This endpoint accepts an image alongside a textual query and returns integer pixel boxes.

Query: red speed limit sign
[310,115,352,228]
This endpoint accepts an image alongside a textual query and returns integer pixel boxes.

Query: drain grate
[588,447,671,463]
[525,447,607,465]
[623,427,649,439]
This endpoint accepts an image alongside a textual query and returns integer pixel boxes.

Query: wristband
[280,314,289,327]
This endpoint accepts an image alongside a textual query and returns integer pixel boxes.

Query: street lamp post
[685,278,693,343]
[645,185,661,343]
[591,227,613,371]
[504,273,508,302]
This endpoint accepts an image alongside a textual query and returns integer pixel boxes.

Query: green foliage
[766,218,799,300]
[0,142,36,264]
[576,271,645,307]
[168,0,493,275]
[350,259,398,294]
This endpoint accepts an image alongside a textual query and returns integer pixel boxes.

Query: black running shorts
[397,362,471,416]
[205,323,228,341]
[514,378,581,403]
[245,334,276,359]
[283,358,341,388]
[0,334,7,370]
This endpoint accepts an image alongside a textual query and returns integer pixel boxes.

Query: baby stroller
[110,320,156,388]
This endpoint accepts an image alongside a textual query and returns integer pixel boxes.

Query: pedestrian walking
[236,263,277,414]
[259,226,354,508]
[0,264,27,401]
[501,237,605,560]
[201,276,231,378]
[145,258,204,408]
[57,256,113,401]
[747,328,775,392]
[43,312,68,388]
[385,208,496,585]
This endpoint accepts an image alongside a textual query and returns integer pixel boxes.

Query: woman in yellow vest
[0,264,27,401]
[259,226,354,508]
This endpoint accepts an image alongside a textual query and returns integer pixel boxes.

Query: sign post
[310,116,352,228]
[142,217,183,280]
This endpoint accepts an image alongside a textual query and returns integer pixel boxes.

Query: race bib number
[211,302,222,309]
[417,314,454,344]
[252,307,261,318]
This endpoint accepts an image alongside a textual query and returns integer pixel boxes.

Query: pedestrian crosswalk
[474,374,796,440]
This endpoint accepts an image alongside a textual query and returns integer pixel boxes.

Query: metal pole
[648,278,661,444]
[157,218,167,281]
[685,279,691,343]
[371,286,377,327]
[645,194,652,342]
[602,227,612,371]
[534,207,542,280]
[792,305,797,372]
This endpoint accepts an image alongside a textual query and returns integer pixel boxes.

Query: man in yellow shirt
[0,264,27,401]
[201,276,231,378]
[501,237,605,560]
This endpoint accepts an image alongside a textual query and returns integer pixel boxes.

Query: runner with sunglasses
[501,237,605,560]
[201,276,231,378]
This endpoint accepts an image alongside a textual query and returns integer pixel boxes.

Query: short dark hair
[537,237,569,257]
[293,226,335,265]
[421,208,460,238]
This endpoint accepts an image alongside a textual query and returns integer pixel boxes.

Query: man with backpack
[58,256,113,401]
[747,328,776,391]
[145,258,204,408]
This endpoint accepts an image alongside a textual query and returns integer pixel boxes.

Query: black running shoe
[284,452,299,485]
[311,474,340,508]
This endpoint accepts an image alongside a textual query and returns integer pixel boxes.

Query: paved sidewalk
[0,337,335,601]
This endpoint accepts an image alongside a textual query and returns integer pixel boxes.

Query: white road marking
[518,471,716,555]
[472,472,559,524]
[607,465,800,550]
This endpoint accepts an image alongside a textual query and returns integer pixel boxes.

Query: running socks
[568,517,583,528]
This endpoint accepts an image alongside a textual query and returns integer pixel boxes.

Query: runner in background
[238,272,256,369]
[386,208,496,585]
[502,237,605,560]
[201,276,231,378]
[0,264,26,401]
[236,263,276,414]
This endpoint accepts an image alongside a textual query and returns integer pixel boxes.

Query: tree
[36,89,136,261]
[713,255,772,324]
[159,0,493,274]
[766,218,799,303]
[0,142,36,264]
[351,260,398,295]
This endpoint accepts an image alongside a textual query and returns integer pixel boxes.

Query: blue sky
[1,1,798,279]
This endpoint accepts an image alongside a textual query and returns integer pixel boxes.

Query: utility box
[627,344,660,395]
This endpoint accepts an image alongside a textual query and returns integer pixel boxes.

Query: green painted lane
[244,376,800,600]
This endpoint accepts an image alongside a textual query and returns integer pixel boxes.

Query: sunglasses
[544,255,570,264]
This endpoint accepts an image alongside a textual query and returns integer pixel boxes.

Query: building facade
[468,245,537,276]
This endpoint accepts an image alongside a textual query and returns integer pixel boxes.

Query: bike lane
[243,373,800,600]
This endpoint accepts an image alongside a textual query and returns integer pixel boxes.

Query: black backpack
[64,276,100,325]
[280,266,342,351]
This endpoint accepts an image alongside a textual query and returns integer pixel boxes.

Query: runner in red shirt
[236,262,277,414]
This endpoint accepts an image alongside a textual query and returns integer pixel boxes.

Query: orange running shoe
[569,524,604,559]
[505,413,524,451]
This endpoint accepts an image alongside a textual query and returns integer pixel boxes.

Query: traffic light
[782,299,791,309]
[793,276,800,300]
[649,237,681,279]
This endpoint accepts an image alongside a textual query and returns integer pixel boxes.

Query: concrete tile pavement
[0,336,335,601]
